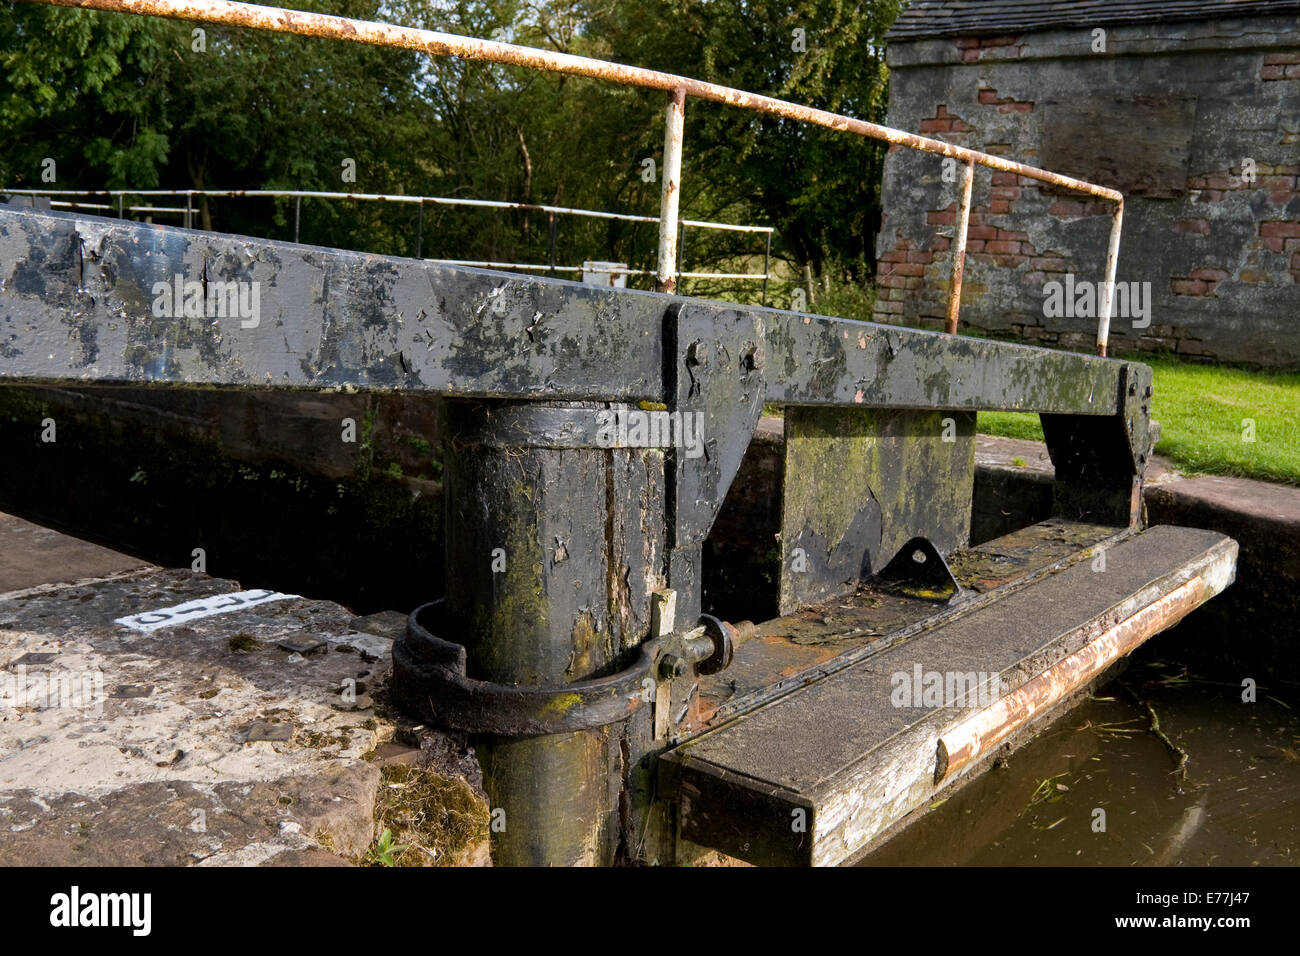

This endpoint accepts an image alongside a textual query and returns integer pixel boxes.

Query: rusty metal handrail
[27,0,1126,355]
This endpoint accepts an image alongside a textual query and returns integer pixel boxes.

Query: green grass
[978,410,1047,442]
[978,355,1300,486]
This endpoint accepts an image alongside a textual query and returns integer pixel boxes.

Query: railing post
[294,196,302,243]
[547,212,557,276]
[415,198,423,258]
[655,87,686,293]
[945,158,975,335]
[1097,200,1124,357]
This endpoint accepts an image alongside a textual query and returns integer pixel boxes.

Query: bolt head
[660,654,689,679]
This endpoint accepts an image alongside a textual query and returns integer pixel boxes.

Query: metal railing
[25,0,1126,355]
[4,187,775,296]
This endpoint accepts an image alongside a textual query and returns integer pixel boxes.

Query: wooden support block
[778,407,976,613]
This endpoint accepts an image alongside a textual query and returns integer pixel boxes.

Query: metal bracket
[666,304,767,620]
[1041,362,1152,527]
[392,600,655,736]
[877,536,965,604]
[393,597,752,738]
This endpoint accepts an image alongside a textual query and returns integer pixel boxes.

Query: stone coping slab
[0,551,401,865]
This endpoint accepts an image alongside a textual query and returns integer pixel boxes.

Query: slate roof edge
[886,2,1300,41]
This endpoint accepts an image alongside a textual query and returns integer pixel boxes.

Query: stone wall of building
[875,16,1300,365]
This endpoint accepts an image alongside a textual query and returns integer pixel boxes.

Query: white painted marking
[114,589,298,632]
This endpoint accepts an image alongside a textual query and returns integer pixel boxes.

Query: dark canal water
[862,640,1300,866]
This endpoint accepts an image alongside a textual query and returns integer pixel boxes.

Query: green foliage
[3,0,429,253]
[365,827,409,866]
[2,0,903,280]
[585,0,902,279]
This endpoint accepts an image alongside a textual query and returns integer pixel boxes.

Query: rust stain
[935,573,1211,783]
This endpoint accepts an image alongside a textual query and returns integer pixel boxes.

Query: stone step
[0,512,151,595]
[0,511,489,866]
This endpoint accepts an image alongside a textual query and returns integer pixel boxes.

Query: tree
[2,0,430,253]
[2,0,903,281]
[579,0,902,280]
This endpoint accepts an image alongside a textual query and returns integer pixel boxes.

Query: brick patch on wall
[956,35,1024,63]
[1169,267,1230,297]
[1173,217,1211,235]
[919,104,976,134]
[1262,52,1300,80]
[1181,168,1299,285]
[1190,163,1299,204]
[927,196,1038,267]
[976,86,1034,113]
[1258,222,1300,281]
[875,237,936,315]
[875,157,1082,327]
[1047,199,1113,219]
[1172,275,1217,296]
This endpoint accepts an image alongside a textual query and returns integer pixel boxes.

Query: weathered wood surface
[692,518,1127,733]
[665,524,1237,866]
[1,208,1133,415]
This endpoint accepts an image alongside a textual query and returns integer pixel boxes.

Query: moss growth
[779,406,974,610]
[227,632,259,653]
[303,729,353,751]
[783,407,881,553]
[399,434,433,457]
[451,451,554,681]
[543,692,583,716]
[356,400,380,480]
[362,764,490,867]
